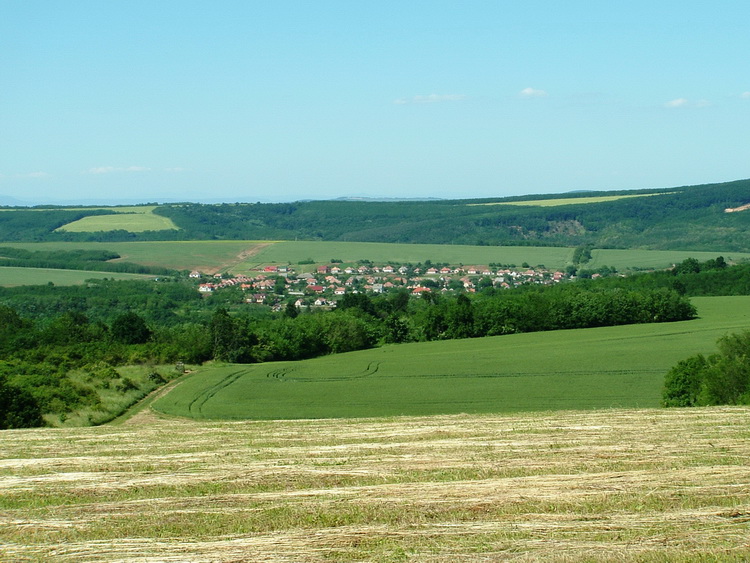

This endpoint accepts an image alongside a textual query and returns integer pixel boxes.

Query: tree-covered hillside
[2,179,749,250]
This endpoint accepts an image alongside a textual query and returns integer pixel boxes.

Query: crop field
[0,241,269,273]
[0,266,156,286]
[589,248,750,270]
[153,296,750,421]
[470,193,669,207]
[238,241,576,273]
[1,241,749,278]
[54,206,179,232]
[1,406,749,561]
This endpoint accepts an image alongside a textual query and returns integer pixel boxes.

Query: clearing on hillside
[470,192,670,207]
[55,206,179,232]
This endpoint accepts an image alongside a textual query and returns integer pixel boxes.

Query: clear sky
[1,1,749,204]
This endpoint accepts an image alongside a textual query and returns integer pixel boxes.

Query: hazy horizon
[2,2,749,204]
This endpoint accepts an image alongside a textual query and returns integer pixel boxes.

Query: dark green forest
[2,179,750,250]
[3,256,750,429]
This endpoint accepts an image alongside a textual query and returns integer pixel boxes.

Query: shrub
[663,331,750,407]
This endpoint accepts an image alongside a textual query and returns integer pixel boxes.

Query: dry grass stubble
[1,407,749,561]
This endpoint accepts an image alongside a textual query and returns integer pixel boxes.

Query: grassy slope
[0,266,157,286]
[152,296,750,421]
[0,241,266,272]
[589,248,750,270]
[242,241,575,271]
[2,407,749,561]
[470,192,668,207]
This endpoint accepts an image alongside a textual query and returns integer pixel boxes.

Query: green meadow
[589,248,750,270]
[239,241,576,272]
[55,206,179,232]
[153,295,750,421]
[0,241,265,272]
[0,266,156,286]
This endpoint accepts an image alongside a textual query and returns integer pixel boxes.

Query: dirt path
[214,242,274,274]
[116,373,192,426]
[724,203,750,213]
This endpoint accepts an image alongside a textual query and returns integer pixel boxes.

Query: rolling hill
[1,178,749,251]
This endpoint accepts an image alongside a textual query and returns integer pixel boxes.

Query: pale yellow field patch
[471,192,672,207]
[55,206,179,232]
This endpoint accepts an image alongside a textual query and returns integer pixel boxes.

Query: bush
[663,331,750,407]
[0,375,45,429]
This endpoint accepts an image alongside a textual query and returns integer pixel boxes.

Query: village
[191,262,580,309]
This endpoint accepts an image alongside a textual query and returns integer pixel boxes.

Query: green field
[0,241,266,272]
[55,206,179,232]
[0,266,157,286]
[239,241,576,272]
[1,241,748,278]
[589,248,750,270]
[153,296,750,421]
[471,193,670,207]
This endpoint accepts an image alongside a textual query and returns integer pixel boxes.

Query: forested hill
[2,179,750,251]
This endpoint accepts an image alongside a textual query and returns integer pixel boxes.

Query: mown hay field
[1,406,749,561]
[153,296,750,421]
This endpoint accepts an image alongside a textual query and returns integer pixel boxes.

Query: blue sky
[1,1,749,204]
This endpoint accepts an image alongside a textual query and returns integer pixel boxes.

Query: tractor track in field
[187,369,249,417]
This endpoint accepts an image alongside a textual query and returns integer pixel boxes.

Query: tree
[284,301,299,318]
[111,312,152,344]
[0,375,45,429]
[663,331,750,407]
[662,355,708,407]
[337,293,377,317]
[446,294,475,339]
[209,308,236,361]
[384,314,410,343]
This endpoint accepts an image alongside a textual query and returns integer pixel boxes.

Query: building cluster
[190,263,574,308]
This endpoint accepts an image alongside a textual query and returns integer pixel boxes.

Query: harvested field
[1,407,749,561]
